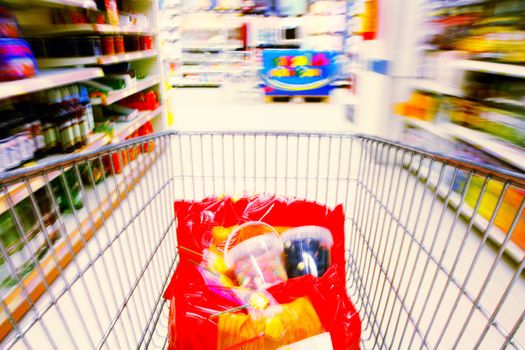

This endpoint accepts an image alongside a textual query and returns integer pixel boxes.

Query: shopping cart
[0,131,523,349]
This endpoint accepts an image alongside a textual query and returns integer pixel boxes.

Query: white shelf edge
[0,68,103,100]
[37,56,99,68]
[181,67,226,74]
[450,59,525,79]
[113,105,163,142]
[402,119,525,171]
[402,118,453,140]
[411,79,463,97]
[97,50,158,65]
[3,0,96,9]
[37,51,157,68]
[21,24,154,36]
[92,76,161,106]
[445,123,525,172]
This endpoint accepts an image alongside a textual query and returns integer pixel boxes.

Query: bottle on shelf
[51,169,84,213]
[0,188,60,296]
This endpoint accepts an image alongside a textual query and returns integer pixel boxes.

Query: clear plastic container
[225,232,287,290]
[281,226,334,278]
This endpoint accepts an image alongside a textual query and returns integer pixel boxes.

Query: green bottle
[51,169,84,213]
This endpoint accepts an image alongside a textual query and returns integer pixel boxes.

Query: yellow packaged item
[217,297,323,350]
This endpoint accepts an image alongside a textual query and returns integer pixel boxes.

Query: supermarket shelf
[181,66,226,74]
[37,50,157,68]
[0,132,111,216]
[182,46,223,52]
[91,76,160,105]
[411,79,463,97]
[403,118,453,140]
[113,105,163,142]
[0,68,103,100]
[1,0,96,9]
[402,118,525,171]
[21,24,153,36]
[450,59,525,79]
[97,50,157,65]
[37,56,98,68]
[172,80,221,87]
[182,44,242,51]
[0,147,165,342]
[409,163,524,264]
[445,123,525,172]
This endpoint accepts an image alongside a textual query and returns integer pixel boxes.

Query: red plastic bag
[165,195,361,350]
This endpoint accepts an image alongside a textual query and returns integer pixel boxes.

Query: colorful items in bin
[167,195,361,350]
[224,223,288,289]
[0,38,38,81]
[282,226,333,278]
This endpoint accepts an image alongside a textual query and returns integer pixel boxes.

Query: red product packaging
[139,35,153,50]
[138,121,154,153]
[165,195,361,350]
[102,149,128,174]
[120,89,160,111]
[114,35,125,53]
[101,36,115,55]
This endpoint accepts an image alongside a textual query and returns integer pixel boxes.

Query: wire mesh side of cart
[0,131,524,350]
[0,134,176,350]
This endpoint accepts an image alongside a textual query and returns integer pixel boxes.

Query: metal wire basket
[0,131,523,349]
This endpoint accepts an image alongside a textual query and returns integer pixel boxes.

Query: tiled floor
[169,87,357,132]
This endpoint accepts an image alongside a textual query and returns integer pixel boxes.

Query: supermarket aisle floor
[169,87,357,132]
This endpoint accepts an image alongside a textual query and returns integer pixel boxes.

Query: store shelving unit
[403,118,525,172]
[0,68,103,100]
[398,0,525,261]
[21,24,154,36]
[2,0,97,9]
[0,145,165,341]
[0,132,111,215]
[410,79,463,97]
[445,123,525,171]
[449,59,525,79]
[0,0,167,342]
[37,50,158,68]
[113,105,164,142]
[405,161,525,263]
[91,75,161,105]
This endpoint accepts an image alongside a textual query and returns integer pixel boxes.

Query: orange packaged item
[217,297,323,349]
[102,149,128,174]
[138,121,154,152]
